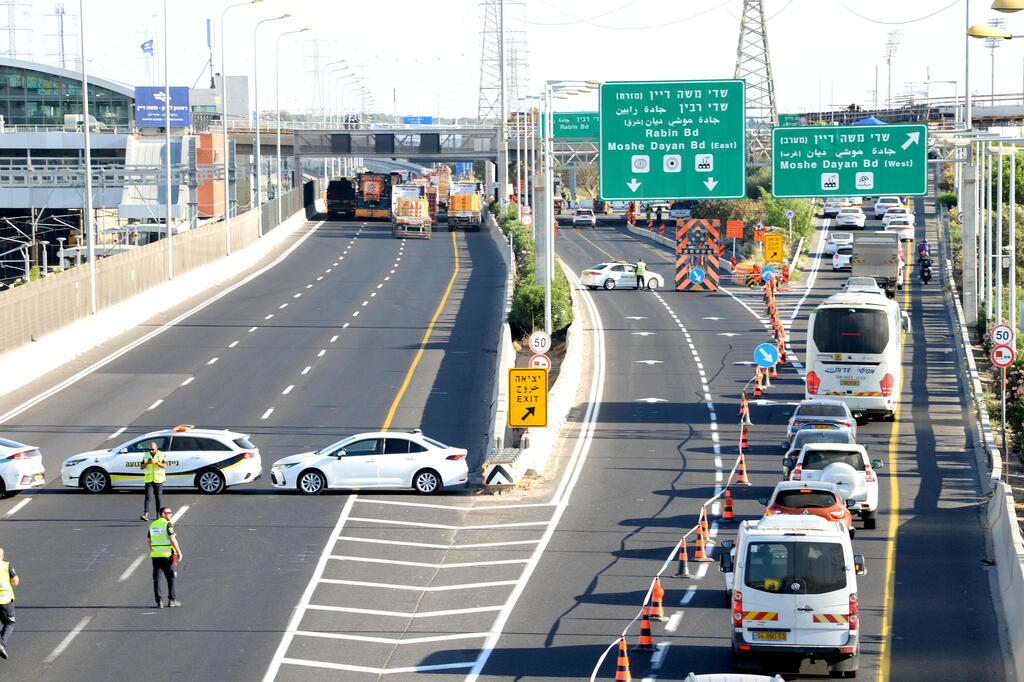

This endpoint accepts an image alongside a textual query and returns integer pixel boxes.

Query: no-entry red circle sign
[992,344,1015,368]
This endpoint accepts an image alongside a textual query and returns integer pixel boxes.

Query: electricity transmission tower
[733,0,777,164]
[0,0,31,60]
[477,0,504,123]
[45,3,80,71]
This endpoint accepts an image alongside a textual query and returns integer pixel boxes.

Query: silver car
[786,399,857,443]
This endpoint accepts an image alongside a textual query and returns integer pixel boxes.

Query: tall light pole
[985,18,1008,104]
[163,0,173,278]
[334,74,357,176]
[883,30,902,108]
[253,13,290,234]
[276,27,309,225]
[221,0,263,255]
[78,0,96,312]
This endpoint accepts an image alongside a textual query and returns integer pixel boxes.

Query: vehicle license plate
[812,424,833,429]
[754,632,787,641]
[841,380,860,386]
[33,474,43,482]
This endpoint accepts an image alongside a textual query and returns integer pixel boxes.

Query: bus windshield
[812,308,889,354]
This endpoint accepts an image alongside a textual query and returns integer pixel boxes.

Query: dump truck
[851,232,904,298]
[448,181,482,230]
[391,184,431,238]
[326,177,356,219]
[355,172,402,220]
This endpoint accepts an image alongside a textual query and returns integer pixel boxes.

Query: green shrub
[937,191,957,208]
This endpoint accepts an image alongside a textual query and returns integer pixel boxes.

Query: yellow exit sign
[508,368,548,428]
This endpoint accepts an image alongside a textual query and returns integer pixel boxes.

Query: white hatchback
[580,261,664,290]
[0,437,45,497]
[61,425,262,494]
[270,430,469,495]
[832,246,853,271]
[825,232,854,255]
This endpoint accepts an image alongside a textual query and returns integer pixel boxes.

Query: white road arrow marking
[627,178,642,192]
[635,360,664,365]
[901,131,920,150]
[625,316,648,320]
[718,333,740,337]
[703,177,719,191]
[635,397,668,403]
[632,331,656,336]
[703,317,723,320]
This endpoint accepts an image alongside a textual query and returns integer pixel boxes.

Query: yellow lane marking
[380,231,460,432]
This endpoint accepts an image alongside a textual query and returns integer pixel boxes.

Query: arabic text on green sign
[771,123,928,198]
[598,79,746,201]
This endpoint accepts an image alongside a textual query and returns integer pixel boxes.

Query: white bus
[804,292,910,421]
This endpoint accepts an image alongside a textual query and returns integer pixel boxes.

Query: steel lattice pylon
[733,0,777,164]
[477,0,503,123]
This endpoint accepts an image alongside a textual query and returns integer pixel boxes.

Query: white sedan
[580,261,664,290]
[835,206,866,229]
[885,217,915,241]
[61,425,262,494]
[572,208,596,228]
[825,232,854,255]
[270,430,469,495]
[881,205,915,227]
[873,196,903,218]
[0,437,45,497]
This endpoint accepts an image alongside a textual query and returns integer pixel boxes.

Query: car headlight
[63,458,88,468]
[272,463,298,473]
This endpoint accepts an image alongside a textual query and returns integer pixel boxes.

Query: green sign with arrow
[598,79,746,201]
[771,123,928,198]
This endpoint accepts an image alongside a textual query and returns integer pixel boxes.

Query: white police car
[270,429,469,495]
[0,437,45,497]
[61,425,261,494]
[580,261,664,290]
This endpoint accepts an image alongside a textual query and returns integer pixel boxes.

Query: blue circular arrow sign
[754,343,780,368]
[761,266,777,281]
[689,268,706,284]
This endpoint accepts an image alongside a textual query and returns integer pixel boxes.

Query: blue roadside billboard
[134,86,191,127]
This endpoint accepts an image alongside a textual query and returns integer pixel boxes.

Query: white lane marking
[306,284,313,289]
[147,400,162,410]
[261,408,274,420]
[207,357,218,365]
[325,268,332,273]
[4,498,31,517]
[180,377,194,386]
[352,311,359,317]
[108,427,127,440]
[665,611,683,632]
[714,456,723,467]
[279,303,288,309]
[277,659,473,675]
[308,604,500,618]
[377,283,383,289]
[347,517,548,530]
[44,616,92,663]
[319,578,518,592]
[118,554,146,582]
[282,385,294,395]
[263,495,360,681]
[342,323,350,329]
[293,293,302,299]
[171,505,189,523]
[317,349,326,357]
[710,521,719,538]
[294,630,490,645]
[361,300,368,306]
[301,366,311,375]
[0,220,328,427]
[355,498,556,511]
[330,335,338,343]
[681,588,697,605]
[248,326,258,333]
[331,556,528,569]
[650,642,670,670]
[228,340,239,348]
[370,292,376,298]
[316,276,323,281]
[265,314,274,320]
[696,562,710,579]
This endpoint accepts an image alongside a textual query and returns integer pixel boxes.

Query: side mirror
[872,459,883,470]
[853,554,867,575]
[901,311,911,333]
[784,411,793,417]
[719,552,734,573]
[846,499,857,509]
[721,540,734,550]
[780,441,789,449]
[118,449,128,454]
[335,449,347,458]
[758,497,768,506]
[782,457,794,469]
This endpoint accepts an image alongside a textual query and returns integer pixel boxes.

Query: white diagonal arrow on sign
[627,178,642,192]
[703,177,718,191]
[901,131,920,150]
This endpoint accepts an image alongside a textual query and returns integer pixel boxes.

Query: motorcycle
[919,256,932,284]
[917,241,931,264]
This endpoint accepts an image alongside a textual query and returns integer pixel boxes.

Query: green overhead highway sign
[771,123,928,198]
[545,112,599,140]
[598,79,746,201]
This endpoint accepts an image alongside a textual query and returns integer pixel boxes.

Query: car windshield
[796,404,848,418]
[315,436,356,455]
[775,490,838,509]
[800,450,866,471]
[813,307,889,354]
[744,541,847,594]
[792,431,854,450]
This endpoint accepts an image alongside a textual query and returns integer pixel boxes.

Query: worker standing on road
[645,204,652,223]
[148,507,182,609]
[0,547,18,659]
[140,442,167,522]
[635,258,647,291]
[656,205,663,224]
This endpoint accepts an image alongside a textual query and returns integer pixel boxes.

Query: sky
[13,0,1024,120]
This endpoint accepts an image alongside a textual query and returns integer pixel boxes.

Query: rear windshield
[812,308,889,354]
[796,404,848,418]
[0,437,25,448]
[800,450,865,471]
[837,247,853,255]
[792,431,854,449]
[744,541,847,594]
[233,437,256,450]
[832,233,852,240]
[775,490,838,509]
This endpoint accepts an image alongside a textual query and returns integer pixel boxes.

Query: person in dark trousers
[635,258,647,290]
[0,547,18,659]
[140,441,167,521]
[655,205,663,224]
[148,507,182,608]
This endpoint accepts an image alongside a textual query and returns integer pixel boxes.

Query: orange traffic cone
[762,364,772,389]
[723,489,735,521]
[753,368,763,398]
[740,392,753,426]
[651,577,668,621]
[616,637,633,680]
[740,424,749,452]
[699,506,710,539]
[737,452,752,486]
[693,529,712,561]
[633,606,655,652]
[675,537,693,578]
[777,340,787,366]
[769,362,778,379]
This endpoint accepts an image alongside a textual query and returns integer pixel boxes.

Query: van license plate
[754,632,787,641]
[33,474,43,482]
[841,380,860,386]
[812,424,833,429]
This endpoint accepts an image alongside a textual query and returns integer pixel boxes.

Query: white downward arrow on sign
[703,177,719,191]
[627,178,642,192]
[901,131,920,150]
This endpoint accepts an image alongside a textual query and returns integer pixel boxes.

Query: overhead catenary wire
[527,0,731,30]
[836,0,962,26]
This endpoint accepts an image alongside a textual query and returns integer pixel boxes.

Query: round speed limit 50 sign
[992,344,1015,368]
[991,324,1015,348]
[528,331,551,355]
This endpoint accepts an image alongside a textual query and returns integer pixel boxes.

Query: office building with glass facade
[0,57,133,127]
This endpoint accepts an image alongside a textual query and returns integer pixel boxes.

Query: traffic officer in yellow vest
[148,507,182,608]
[0,546,19,659]
[139,441,167,521]
[634,258,647,291]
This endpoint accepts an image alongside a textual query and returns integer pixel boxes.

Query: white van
[720,515,866,678]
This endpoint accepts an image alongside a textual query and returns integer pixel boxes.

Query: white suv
[784,443,883,529]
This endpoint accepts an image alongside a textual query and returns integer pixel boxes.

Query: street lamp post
[334,74,357,176]
[276,27,309,225]
[221,0,263,256]
[253,13,290,235]
[78,0,96,312]
[163,0,173,278]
